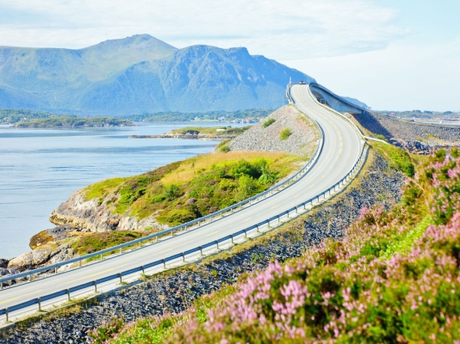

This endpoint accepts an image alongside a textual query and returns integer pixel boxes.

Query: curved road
[0,84,363,315]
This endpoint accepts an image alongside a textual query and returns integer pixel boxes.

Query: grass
[72,231,146,256]
[262,118,275,128]
[84,152,304,228]
[369,141,415,176]
[279,128,292,140]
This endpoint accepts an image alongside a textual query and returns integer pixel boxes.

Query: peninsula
[13,117,134,128]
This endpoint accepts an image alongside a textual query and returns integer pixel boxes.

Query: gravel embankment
[227,105,319,157]
[352,112,460,153]
[0,151,405,343]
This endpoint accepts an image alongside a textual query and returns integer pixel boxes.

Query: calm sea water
[0,122,239,259]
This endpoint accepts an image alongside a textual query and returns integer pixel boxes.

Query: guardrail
[0,95,325,290]
[0,137,368,323]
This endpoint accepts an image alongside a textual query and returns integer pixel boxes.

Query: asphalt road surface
[0,84,363,315]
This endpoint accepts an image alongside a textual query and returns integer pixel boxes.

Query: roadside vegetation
[279,128,292,140]
[262,118,275,128]
[89,148,460,343]
[84,152,304,227]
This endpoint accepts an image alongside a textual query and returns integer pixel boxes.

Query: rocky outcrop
[1,150,406,343]
[226,105,319,157]
[49,190,167,233]
[0,258,8,268]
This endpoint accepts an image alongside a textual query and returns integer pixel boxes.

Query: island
[129,125,251,140]
[13,117,134,128]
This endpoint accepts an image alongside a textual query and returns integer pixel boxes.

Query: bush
[279,128,292,140]
[262,118,275,128]
[219,145,230,153]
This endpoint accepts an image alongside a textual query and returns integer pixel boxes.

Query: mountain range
[0,34,316,115]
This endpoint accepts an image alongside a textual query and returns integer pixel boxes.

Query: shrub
[219,145,230,153]
[279,128,292,140]
[262,118,275,128]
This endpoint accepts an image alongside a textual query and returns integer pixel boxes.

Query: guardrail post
[230,234,234,244]
[139,241,142,248]
[120,247,123,254]
[100,253,103,260]
[119,273,123,283]
[256,224,259,233]
[287,211,290,219]
[79,260,82,267]
[200,246,203,256]
[163,259,166,269]
[141,266,145,275]
[29,273,32,282]
[55,266,57,274]
[277,215,280,223]
[296,206,298,214]
[67,289,71,301]
[244,229,247,238]
[37,297,42,311]
[1,281,3,290]
[5,308,8,322]
[216,240,219,250]
[94,281,98,293]
[182,252,185,262]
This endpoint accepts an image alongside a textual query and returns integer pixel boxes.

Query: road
[0,84,363,315]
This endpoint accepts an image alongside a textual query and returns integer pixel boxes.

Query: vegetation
[0,108,76,124]
[72,231,146,256]
[124,109,274,123]
[84,152,304,227]
[370,141,415,177]
[89,148,460,343]
[170,126,250,136]
[280,128,292,140]
[262,118,275,128]
[14,117,133,128]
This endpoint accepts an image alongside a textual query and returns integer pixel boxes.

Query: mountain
[0,35,314,115]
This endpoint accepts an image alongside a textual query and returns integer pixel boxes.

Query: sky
[0,0,458,111]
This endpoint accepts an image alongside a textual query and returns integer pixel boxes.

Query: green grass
[72,231,146,256]
[83,152,304,228]
[262,118,275,128]
[370,141,415,176]
[279,128,292,140]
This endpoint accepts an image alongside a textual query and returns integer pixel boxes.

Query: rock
[0,258,8,268]
[8,249,52,271]
[227,105,319,157]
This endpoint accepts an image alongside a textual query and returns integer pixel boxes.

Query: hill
[0,35,314,115]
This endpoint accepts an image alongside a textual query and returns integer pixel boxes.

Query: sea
[0,122,244,260]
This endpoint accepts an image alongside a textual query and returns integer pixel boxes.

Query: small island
[130,125,250,140]
[14,117,134,128]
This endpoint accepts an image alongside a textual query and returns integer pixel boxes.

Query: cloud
[281,40,460,111]
[0,0,406,59]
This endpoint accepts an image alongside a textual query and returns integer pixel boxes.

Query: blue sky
[0,0,458,111]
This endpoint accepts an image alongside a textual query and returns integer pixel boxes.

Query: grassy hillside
[124,109,273,122]
[89,148,460,343]
[84,151,304,227]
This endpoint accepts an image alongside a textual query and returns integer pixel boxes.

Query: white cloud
[0,0,406,59]
[281,40,460,111]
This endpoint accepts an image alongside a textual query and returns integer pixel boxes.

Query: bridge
[0,83,366,324]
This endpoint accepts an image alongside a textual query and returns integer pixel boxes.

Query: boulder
[8,249,52,271]
[0,258,8,268]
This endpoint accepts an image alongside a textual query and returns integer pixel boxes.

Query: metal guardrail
[0,83,368,323]
[0,141,368,323]
[0,94,324,289]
